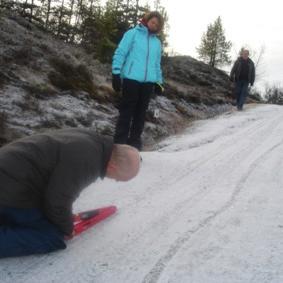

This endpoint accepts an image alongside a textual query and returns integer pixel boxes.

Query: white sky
[145,0,283,90]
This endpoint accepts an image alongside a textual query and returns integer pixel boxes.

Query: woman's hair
[142,11,164,33]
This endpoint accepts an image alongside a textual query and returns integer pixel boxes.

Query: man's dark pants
[114,79,154,150]
[0,206,66,258]
[235,80,249,110]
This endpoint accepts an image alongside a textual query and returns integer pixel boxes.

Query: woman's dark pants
[114,79,154,150]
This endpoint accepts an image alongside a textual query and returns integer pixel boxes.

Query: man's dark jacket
[0,128,113,235]
[230,57,256,86]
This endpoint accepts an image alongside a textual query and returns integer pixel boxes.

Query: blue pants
[235,80,249,110]
[0,206,66,258]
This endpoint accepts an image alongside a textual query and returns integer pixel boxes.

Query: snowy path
[1,104,283,283]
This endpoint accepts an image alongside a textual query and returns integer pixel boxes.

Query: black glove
[154,83,164,96]
[112,74,121,92]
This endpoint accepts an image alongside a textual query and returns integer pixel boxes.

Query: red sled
[70,205,117,238]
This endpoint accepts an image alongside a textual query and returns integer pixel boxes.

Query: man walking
[230,49,256,110]
[0,128,140,258]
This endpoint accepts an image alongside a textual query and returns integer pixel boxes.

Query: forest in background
[0,0,168,62]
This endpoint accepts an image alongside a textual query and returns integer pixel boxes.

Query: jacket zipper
[128,61,134,75]
[144,33,150,81]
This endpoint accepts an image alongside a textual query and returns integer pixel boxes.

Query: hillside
[0,12,251,147]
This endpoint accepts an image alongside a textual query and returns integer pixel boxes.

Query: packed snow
[1,104,283,283]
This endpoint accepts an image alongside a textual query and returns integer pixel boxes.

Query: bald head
[106,144,140,181]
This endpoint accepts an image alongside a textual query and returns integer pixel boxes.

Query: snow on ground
[1,104,283,283]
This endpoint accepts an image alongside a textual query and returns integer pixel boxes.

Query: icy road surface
[1,104,283,283]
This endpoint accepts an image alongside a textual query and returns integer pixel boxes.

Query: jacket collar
[135,24,157,36]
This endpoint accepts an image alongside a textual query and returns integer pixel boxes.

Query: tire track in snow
[82,110,283,283]
[130,113,283,242]
[131,116,268,208]
[121,109,279,219]
[142,139,283,283]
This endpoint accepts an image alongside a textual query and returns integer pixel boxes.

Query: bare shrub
[48,57,97,95]
[265,84,283,105]
[24,83,57,99]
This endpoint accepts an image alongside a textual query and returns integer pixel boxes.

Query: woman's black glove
[112,74,121,92]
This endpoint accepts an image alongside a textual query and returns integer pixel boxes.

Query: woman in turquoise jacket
[112,11,164,151]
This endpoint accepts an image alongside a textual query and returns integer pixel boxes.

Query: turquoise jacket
[112,24,163,83]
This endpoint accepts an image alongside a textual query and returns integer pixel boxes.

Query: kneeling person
[0,128,140,258]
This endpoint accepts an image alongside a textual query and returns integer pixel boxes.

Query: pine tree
[1,0,169,63]
[197,16,232,67]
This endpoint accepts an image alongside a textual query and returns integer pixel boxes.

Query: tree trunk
[134,0,139,24]
[57,0,65,36]
[68,0,75,25]
[75,0,83,27]
[45,0,51,29]
[30,0,34,22]
[90,0,94,13]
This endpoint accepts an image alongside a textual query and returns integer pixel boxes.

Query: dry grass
[48,57,97,95]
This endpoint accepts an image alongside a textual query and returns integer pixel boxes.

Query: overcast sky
[147,0,283,90]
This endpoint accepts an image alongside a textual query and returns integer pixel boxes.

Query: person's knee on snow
[0,207,66,258]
